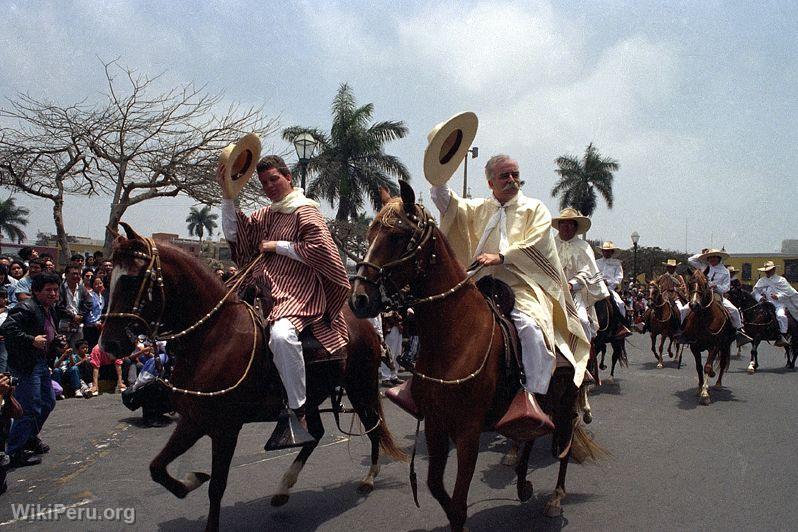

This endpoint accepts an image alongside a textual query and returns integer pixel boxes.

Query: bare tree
[88,61,279,251]
[0,96,94,263]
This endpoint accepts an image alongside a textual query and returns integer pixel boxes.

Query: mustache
[501,179,525,192]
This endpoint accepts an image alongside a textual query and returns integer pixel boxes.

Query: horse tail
[570,423,611,465]
[373,390,408,462]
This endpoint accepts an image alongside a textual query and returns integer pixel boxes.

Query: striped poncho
[230,194,350,354]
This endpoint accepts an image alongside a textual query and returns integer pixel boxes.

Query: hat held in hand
[423,112,478,186]
[219,133,262,199]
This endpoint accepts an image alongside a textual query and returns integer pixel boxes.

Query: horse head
[349,180,438,318]
[688,269,712,312]
[648,281,661,303]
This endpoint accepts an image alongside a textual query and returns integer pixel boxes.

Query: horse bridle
[352,203,438,311]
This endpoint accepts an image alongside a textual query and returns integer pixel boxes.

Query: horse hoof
[271,494,290,507]
[357,481,374,494]
[544,500,563,518]
[699,394,711,406]
[517,480,533,502]
[180,472,210,496]
[746,364,755,375]
[501,452,519,468]
[583,411,593,424]
[656,363,663,369]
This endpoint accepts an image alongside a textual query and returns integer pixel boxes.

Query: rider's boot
[264,405,317,451]
[736,328,753,348]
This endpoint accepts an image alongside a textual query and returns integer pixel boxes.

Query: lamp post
[631,231,640,282]
[462,146,479,198]
[293,132,319,190]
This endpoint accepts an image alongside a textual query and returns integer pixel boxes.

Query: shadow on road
[673,385,740,410]
[590,381,622,396]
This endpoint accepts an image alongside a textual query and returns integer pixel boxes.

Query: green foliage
[185,205,218,242]
[552,143,618,220]
[282,83,410,221]
[0,196,29,243]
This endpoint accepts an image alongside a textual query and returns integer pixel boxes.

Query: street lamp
[462,146,479,198]
[631,231,640,282]
[293,132,319,190]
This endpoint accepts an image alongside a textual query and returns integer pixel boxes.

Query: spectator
[0,272,65,467]
[81,268,94,291]
[124,335,154,386]
[84,255,97,273]
[86,343,125,396]
[17,247,38,266]
[13,258,42,304]
[98,260,114,306]
[0,291,8,373]
[69,254,85,272]
[0,261,17,311]
[56,265,92,349]
[214,267,225,280]
[42,259,56,274]
[51,338,91,398]
[8,261,26,283]
[226,265,237,278]
[82,277,105,350]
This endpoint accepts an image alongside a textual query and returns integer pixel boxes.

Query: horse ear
[399,180,416,213]
[379,186,393,207]
[118,222,142,241]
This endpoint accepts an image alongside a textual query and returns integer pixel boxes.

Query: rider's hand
[32,335,47,350]
[259,240,277,254]
[771,293,779,300]
[474,253,503,267]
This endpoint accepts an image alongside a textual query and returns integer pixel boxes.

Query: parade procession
[0,3,796,531]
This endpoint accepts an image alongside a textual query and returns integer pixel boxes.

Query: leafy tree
[282,83,410,221]
[552,143,618,225]
[185,205,218,245]
[0,196,29,243]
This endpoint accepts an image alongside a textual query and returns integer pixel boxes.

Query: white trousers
[268,318,306,409]
[511,309,556,395]
[380,327,402,380]
[774,304,788,334]
[675,297,743,329]
[573,297,595,340]
[611,291,626,317]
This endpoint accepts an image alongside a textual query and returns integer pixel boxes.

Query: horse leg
[657,335,665,369]
[357,405,383,494]
[650,332,657,360]
[149,418,210,499]
[448,430,481,531]
[544,453,571,518]
[667,337,675,359]
[515,440,534,502]
[501,440,520,467]
[425,425,452,519]
[578,385,592,424]
[205,429,241,532]
[271,406,324,507]
[610,346,618,380]
[599,344,607,371]
[715,344,730,388]
[747,342,758,374]
[691,347,709,405]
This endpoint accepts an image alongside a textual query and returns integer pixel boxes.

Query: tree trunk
[52,198,71,266]
[104,202,127,256]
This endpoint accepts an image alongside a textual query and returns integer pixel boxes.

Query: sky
[0,0,796,253]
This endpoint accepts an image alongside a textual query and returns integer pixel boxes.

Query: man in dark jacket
[57,265,92,348]
[0,273,63,467]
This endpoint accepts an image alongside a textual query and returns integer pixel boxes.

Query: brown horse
[349,183,601,530]
[726,286,798,372]
[646,282,683,369]
[682,270,735,405]
[100,224,405,532]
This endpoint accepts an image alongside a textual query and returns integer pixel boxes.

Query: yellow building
[726,253,798,289]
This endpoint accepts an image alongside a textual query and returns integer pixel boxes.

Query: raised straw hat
[757,260,777,272]
[551,207,591,235]
[423,112,478,186]
[218,133,262,199]
[697,248,729,262]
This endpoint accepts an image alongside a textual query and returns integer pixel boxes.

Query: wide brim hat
[662,259,680,267]
[697,248,729,262]
[727,266,737,273]
[757,260,777,272]
[551,207,591,235]
[423,112,478,186]
[219,133,262,199]
[600,241,618,251]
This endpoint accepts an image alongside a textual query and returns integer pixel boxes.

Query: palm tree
[282,83,410,221]
[0,197,30,243]
[185,205,218,248]
[551,143,618,220]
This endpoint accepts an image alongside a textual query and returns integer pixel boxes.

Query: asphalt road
[1,337,796,531]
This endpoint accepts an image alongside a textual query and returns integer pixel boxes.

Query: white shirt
[596,257,623,291]
[752,274,798,304]
[688,254,730,294]
[221,198,305,263]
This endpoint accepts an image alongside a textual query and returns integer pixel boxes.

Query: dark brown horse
[726,286,798,372]
[592,296,628,382]
[349,183,601,530]
[646,282,683,369]
[100,224,405,532]
[682,270,735,405]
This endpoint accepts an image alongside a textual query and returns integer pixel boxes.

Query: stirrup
[264,408,317,451]
[774,335,790,347]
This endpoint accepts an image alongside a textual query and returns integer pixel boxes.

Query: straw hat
[600,241,618,251]
[757,260,777,272]
[697,248,729,261]
[727,266,737,274]
[662,259,680,267]
[551,207,591,235]
[423,112,478,186]
[218,133,262,199]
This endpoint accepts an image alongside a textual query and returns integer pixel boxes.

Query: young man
[686,249,752,346]
[0,273,65,466]
[57,265,92,348]
[551,208,609,340]
[752,261,797,347]
[217,155,350,442]
[430,154,590,396]
[13,258,43,303]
